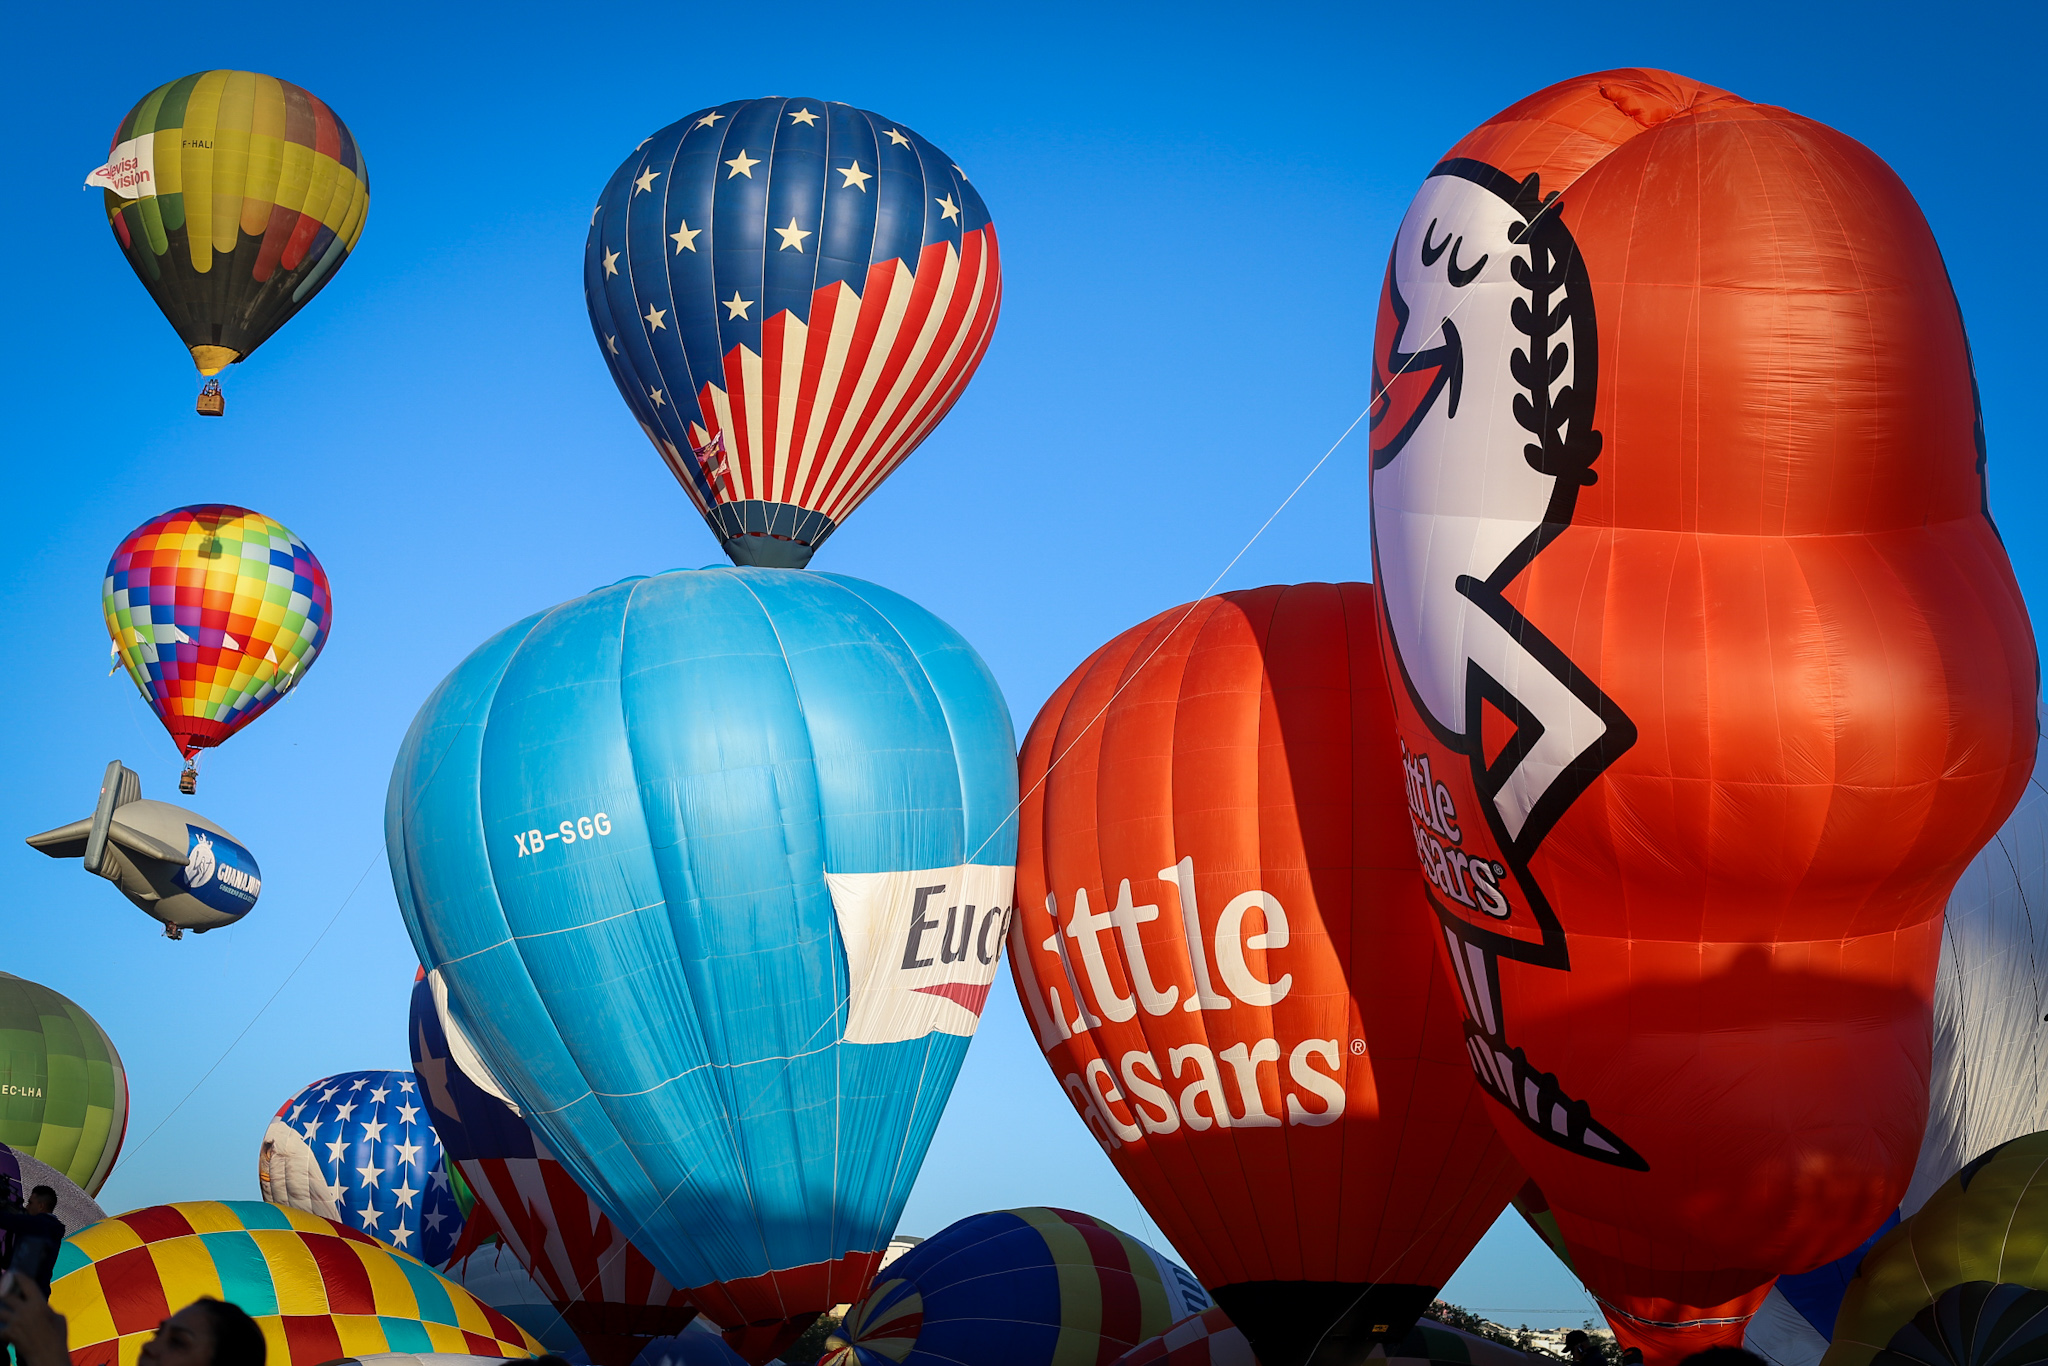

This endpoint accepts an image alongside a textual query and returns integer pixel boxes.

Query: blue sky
[5,0,2043,1334]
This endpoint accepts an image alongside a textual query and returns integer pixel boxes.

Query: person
[137,1298,266,1366]
[1620,1350,1643,1366]
[0,1187,64,1297]
[0,1267,69,1366]
[1564,1330,1602,1366]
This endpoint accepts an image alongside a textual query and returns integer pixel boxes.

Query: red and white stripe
[675,225,1001,523]
[456,1155,690,1311]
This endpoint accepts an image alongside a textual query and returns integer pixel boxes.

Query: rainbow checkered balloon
[51,1201,539,1366]
[103,505,331,762]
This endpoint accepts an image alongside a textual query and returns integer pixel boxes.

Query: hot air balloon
[1010,582,1525,1365]
[1367,68,2037,1359]
[259,1070,467,1266]
[584,98,1000,567]
[28,761,262,938]
[86,70,369,414]
[0,974,126,1196]
[441,1244,595,1363]
[1816,1131,2048,1366]
[104,504,332,792]
[821,1208,1211,1366]
[409,970,699,1362]
[51,1202,538,1366]
[1114,1308,1542,1366]
[387,567,1018,1363]
[1741,706,2048,1366]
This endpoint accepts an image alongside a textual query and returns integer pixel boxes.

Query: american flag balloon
[585,96,1001,568]
[259,1069,466,1266]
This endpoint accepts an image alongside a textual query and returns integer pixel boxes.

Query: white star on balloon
[601,248,619,276]
[350,1078,368,1092]
[633,167,660,194]
[724,149,760,179]
[696,110,725,128]
[362,1118,387,1143]
[325,1138,347,1163]
[392,1181,420,1209]
[336,1101,357,1121]
[953,164,970,182]
[356,1162,384,1189]
[836,161,871,192]
[389,1224,413,1248]
[606,335,619,355]
[649,388,665,407]
[787,107,819,126]
[723,292,754,320]
[884,128,911,147]
[774,217,811,252]
[357,1204,383,1230]
[936,194,961,222]
[300,1121,318,1141]
[398,1079,415,1093]
[289,1103,307,1121]
[671,220,701,253]
[395,1139,424,1166]
[424,1209,446,1231]
[320,1087,338,1102]
[370,1086,390,1104]
[397,1102,421,1125]
[644,304,667,331]
[428,1168,449,1190]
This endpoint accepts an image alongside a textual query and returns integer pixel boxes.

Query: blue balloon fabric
[386,566,1017,1352]
[584,98,1000,569]
[257,1069,466,1266]
[823,1208,1213,1366]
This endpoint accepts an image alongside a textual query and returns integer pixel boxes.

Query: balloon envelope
[1010,583,1523,1363]
[91,70,368,378]
[104,504,332,764]
[387,567,1017,1361]
[259,1069,466,1266]
[822,1208,1211,1366]
[1368,68,2036,1357]
[1820,1132,2048,1366]
[410,971,697,1362]
[585,99,1000,567]
[0,973,126,1195]
[50,1201,537,1366]
[1744,708,2048,1366]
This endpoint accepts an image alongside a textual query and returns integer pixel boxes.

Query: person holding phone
[0,1188,64,1298]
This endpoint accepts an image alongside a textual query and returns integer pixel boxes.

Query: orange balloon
[1368,69,2037,1359]
[1010,582,1524,1366]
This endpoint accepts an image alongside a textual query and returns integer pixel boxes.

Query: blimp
[26,761,260,938]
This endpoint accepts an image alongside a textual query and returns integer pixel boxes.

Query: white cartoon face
[1371,166,1588,742]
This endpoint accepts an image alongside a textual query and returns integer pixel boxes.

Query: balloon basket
[178,763,197,795]
[196,379,224,417]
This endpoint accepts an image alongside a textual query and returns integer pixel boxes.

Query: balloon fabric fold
[387,567,1017,1364]
[585,97,1000,568]
[1011,583,1525,1366]
[1367,68,2037,1360]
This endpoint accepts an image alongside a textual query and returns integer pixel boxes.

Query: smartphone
[0,1270,15,1297]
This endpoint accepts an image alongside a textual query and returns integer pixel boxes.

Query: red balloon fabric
[1011,582,1524,1366]
[1367,68,2037,1358]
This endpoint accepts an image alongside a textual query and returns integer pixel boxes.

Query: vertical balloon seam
[816,572,983,1261]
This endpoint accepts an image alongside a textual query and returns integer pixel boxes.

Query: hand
[0,1274,70,1366]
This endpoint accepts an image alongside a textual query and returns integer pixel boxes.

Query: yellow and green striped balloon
[96,70,369,379]
[0,973,126,1196]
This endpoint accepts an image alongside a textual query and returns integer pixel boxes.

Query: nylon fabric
[386,567,1015,1359]
[0,973,127,1195]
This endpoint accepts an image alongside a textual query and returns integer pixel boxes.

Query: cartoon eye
[1446,240,1488,288]
[1421,219,1452,267]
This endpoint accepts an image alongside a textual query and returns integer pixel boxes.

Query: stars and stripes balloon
[104,504,332,789]
[409,970,698,1364]
[259,1070,466,1266]
[87,70,369,411]
[50,1202,538,1366]
[585,97,1000,568]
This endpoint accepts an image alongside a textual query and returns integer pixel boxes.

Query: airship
[26,760,260,938]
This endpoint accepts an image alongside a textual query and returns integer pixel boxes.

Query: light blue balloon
[385,567,1016,1337]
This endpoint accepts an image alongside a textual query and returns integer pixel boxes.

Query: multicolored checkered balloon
[103,505,331,774]
[51,1201,539,1366]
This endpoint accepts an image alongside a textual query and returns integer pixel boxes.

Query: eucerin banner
[85,134,157,198]
[830,864,1015,1044]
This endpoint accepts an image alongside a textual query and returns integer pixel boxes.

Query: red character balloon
[1368,69,2036,1358]
[1012,583,1524,1366]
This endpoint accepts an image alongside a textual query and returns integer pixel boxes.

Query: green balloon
[0,974,126,1195]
